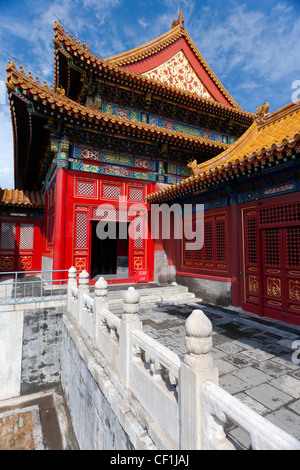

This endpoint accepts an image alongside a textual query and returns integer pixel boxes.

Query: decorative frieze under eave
[146,144,300,204]
[6,62,231,155]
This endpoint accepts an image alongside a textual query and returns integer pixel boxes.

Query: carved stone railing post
[120,287,142,389]
[94,277,108,345]
[67,266,77,312]
[78,270,89,326]
[179,309,218,450]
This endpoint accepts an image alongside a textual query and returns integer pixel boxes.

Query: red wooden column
[52,137,69,280]
[230,202,241,306]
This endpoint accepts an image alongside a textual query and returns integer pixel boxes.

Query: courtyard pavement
[130,299,300,449]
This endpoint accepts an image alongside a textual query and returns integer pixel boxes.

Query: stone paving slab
[137,299,300,449]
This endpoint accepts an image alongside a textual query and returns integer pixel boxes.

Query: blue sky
[1,0,300,189]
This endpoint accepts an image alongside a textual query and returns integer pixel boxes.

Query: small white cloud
[0,108,14,189]
[0,80,6,105]
[138,17,149,28]
[272,2,293,13]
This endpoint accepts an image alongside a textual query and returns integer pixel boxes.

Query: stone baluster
[120,286,142,389]
[78,270,89,326]
[179,309,218,450]
[94,277,108,345]
[67,266,77,313]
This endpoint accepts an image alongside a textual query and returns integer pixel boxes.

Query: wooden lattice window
[246,218,257,264]
[128,186,144,201]
[260,203,300,225]
[183,221,193,261]
[264,228,280,265]
[216,220,226,262]
[133,215,144,248]
[75,212,88,248]
[102,183,122,199]
[204,222,213,261]
[183,213,227,270]
[19,224,34,250]
[287,226,300,267]
[76,179,96,197]
[0,222,16,250]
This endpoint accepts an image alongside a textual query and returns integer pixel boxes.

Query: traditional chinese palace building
[1,13,300,326]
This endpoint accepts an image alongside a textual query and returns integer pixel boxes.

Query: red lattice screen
[128,187,144,201]
[0,223,16,250]
[246,218,257,264]
[260,203,300,225]
[287,226,300,267]
[264,228,280,265]
[75,212,88,248]
[102,184,122,199]
[76,179,96,197]
[133,216,144,249]
[204,222,213,261]
[19,224,34,250]
[216,221,226,262]
[183,213,227,271]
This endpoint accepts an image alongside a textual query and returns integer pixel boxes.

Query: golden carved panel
[0,256,14,270]
[19,256,32,270]
[134,257,143,270]
[75,257,86,273]
[249,275,259,293]
[289,280,300,302]
[267,277,281,298]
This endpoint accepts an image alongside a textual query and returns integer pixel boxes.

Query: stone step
[106,284,189,298]
[109,297,203,314]
[107,287,196,308]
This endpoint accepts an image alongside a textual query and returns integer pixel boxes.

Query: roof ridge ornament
[255,102,270,125]
[187,159,200,175]
[171,10,184,29]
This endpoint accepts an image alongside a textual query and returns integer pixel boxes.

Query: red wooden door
[284,226,300,323]
[0,220,40,272]
[129,209,149,282]
[242,201,300,326]
[262,227,285,317]
[0,221,17,271]
[262,226,300,324]
[242,208,259,312]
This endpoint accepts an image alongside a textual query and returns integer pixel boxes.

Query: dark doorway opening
[91,221,129,279]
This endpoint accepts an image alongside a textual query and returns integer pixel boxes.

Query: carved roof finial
[255,102,270,125]
[171,10,184,29]
[187,159,200,175]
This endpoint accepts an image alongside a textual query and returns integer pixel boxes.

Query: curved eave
[7,83,51,191]
[147,127,300,203]
[6,63,231,153]
[7,92,31,190]
[0,188,45,208]
[53,22,254,125]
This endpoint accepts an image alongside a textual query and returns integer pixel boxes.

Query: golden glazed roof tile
[0,188,45,207]
[53,20,248,112]
[6,61,230,151]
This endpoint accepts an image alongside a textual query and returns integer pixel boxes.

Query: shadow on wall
[176,275,231,307]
